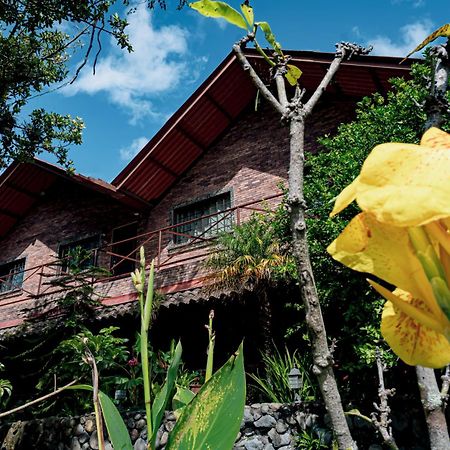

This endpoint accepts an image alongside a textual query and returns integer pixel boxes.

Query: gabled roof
[0,159,146,239]
[112,49,415,202]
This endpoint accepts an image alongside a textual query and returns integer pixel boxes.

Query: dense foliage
[303,60,450,374]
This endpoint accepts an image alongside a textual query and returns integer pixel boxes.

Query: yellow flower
[327,128,450,368]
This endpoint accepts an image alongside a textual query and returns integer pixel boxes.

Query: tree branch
[233,39,286,117]
[304,42,371,116]
[0,379,77,418]
[371,349,399,450]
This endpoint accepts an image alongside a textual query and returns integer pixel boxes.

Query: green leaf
[68,385,133,450]
[240,3,253,28]
[285,64,302,86]
[150,340,183,447]
[256,22,283,55]
[172,385,196,419]
[98,391,133,450]
[189,0,247,30]
[165,343,246,450]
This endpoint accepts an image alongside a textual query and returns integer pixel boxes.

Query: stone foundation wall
[0,403,328,450]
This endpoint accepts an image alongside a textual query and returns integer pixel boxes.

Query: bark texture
[416,365,450,450]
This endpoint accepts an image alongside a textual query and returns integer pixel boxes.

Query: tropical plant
[206,208,296,354]
[0,362,12,407]
[248,344,316,403]
[70,247,246,450]
[37,326,129,397]
[294,427,328,450]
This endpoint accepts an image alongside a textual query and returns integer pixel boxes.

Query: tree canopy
[0,0,185,170]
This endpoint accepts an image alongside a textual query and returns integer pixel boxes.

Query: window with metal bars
[173,192,232,245]
[0,258,25,293]
[58,235,100,273]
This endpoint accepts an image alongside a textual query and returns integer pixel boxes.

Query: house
[0,49,412,365]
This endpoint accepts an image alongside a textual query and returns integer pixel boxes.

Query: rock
[269,403,283,412]
[127,418,136,429]
[261,404,269,414]
[82,443,90,450]
[268,428,291,448]
[78,432,90,444]
[254,415,276,429]
[89,433,99,450]
[134,413,142,420]
[134,437,148,450]
[165,412,176,421]
[136,419,147,430]
[160,431,169,446]
[74,424,84,436]
[368,446,383,450]
[130,428,140,442]
[275,420,288,434]
[85,419,95,434]
[263,445,275,450]
[70,437,81,450]
[105,443,114,450]
[165,420,175,432]
[243,437,264,450]
[243,407,253,424]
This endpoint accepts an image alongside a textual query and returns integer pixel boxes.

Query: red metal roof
[113,49,415,202]
[0,159,146,238]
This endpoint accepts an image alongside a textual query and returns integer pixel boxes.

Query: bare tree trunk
[416,366,450,450]
[288,118,355,450]
[232,40,371,450]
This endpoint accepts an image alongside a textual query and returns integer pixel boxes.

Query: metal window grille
[58,236,100,273]
[173,193,232,245]
[0,258,25,293]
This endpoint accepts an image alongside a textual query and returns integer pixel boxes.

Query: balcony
[0,193,283,330]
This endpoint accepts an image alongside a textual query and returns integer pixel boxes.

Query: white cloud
[367,20,433,57]
[119,136,148,161]
[392,0,425,7]
[64,6,190,123]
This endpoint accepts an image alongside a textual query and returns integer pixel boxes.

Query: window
[58,235,100,273]
[0,258,25,293]
[173,192,232,245]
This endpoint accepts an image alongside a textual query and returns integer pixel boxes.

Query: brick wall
[0,93,357,333]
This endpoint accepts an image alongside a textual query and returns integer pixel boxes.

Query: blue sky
[29,0,448,181]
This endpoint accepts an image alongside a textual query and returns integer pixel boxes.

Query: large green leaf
[150,340,183,447]
[165,343,246,450]
[189,0,247,30]
[68,385,132,450]
[98,391,133,450]
[240,3,253,28]
[256,21,283,55]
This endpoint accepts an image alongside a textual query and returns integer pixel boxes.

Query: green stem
[205,310,215,382]
[93,401,105,450]
[141,259,155,448]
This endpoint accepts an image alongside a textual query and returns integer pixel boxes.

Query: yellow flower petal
[368,280,446,334]
[420,127,450,149]
[354,140,450,226]
[330,176,360,217]
[381,300,450,368]
[327,213,442,318]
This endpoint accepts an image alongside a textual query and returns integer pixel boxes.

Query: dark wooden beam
[369,68,386,96]
[0,208,20,219]
[177,126,207,152]
[6,182,41,199]
[205,93,233,122]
